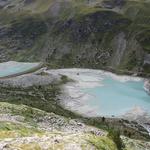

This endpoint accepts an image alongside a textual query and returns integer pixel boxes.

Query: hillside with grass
[0,0,150,75]
[0,101,149,150]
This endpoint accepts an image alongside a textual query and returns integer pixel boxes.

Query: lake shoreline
[46,68,148,116]
[46,68,150,135]
[0,65,149,140]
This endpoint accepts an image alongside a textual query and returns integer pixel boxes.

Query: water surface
[83,77,150,116]
[0,61,40,78]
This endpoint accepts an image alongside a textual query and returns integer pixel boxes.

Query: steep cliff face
[0,0,150,74]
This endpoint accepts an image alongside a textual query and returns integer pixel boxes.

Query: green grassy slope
[0,102,115,149]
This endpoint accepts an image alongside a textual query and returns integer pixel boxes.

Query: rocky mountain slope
[0,0,150,75]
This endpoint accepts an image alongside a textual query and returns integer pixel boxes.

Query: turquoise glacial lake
[84,77,150,116]
[0,62,40,78]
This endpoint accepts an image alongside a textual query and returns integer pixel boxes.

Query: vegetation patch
[0,121,43,139]
[88,134,117,150]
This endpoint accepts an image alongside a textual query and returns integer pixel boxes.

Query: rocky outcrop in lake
[144,80,150,94]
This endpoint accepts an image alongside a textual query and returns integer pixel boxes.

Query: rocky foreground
[0,102,149,150]
[0,69,150,149]
[0,102,107,150]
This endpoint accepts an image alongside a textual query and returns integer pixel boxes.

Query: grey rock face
[0,0,9,8]
[144,80,150,94]
[111,32,127,67]
[144,54,150,65]
[102,0,126,9]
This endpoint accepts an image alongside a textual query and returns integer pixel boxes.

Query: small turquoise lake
[0,61,40,78]
[83,77,150,116]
